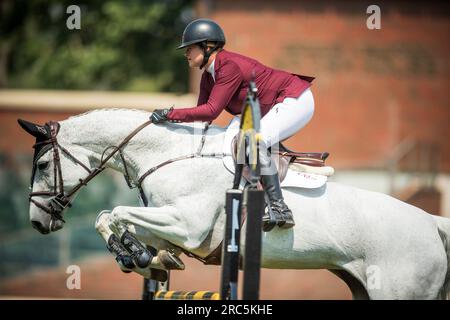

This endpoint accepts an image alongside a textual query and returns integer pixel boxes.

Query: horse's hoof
[158,250,185,270]
[149,268,168,282]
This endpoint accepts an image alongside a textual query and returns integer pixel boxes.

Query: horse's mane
[68,108,150,120]
[66,108,225,132]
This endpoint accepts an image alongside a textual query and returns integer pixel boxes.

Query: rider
[150,18,315,229]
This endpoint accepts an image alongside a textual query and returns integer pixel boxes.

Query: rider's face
[184,45,203,68]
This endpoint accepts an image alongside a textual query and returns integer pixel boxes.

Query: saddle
[231,135,330,182]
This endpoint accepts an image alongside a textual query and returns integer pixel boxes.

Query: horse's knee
[108,206,132,234]
[95,210,114,241]
[110,206,128,224]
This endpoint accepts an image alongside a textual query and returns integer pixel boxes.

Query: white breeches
[260,88,315,148]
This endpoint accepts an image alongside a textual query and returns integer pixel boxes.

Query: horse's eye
[37,162,49,171]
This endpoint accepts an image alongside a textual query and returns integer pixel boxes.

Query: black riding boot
[261,173,295,229]
[259,142,295,230]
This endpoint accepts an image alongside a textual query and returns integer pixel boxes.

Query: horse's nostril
[31,220,42,230]
[31,220,48,233]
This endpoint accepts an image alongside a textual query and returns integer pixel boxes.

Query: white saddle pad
[222,117,331,189]
[223,117,241,176]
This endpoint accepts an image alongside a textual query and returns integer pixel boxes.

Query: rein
[29,120,152,222]
[29,120,230,223]
[136,122,229,206]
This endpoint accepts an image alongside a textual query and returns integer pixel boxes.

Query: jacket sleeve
[168,61,242,122]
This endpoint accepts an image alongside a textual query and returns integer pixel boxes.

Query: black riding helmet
[177,18,226,69]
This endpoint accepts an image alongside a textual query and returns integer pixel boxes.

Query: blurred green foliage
[0,0,193,92]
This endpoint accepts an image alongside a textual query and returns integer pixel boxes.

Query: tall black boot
[260,173,295,229]
[259,142,295,229]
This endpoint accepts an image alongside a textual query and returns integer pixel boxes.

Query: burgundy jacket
[168,50,314,122]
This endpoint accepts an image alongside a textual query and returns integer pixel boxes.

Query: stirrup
[262,210,277,232]
[279,212,295,229]
[272,200,295,229]
[262,196,283,232]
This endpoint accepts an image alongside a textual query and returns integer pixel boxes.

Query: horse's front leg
[95,207,186,276]
[108,205,191,247]
[109,205,189,272]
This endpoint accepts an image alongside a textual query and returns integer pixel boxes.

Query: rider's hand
[150,107,173,124]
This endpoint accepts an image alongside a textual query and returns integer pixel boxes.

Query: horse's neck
[58,110,232,258]
[58,109,225,179]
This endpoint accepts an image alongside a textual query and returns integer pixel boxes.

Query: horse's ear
[17,119,50,139]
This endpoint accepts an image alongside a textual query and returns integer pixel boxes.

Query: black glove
[150,107,173,124]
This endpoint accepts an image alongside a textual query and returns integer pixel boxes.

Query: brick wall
[1,110,76,161]
[190,0,450,171]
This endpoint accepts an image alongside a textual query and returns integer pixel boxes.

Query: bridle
[28,119,230,223]
[29,120,153,223]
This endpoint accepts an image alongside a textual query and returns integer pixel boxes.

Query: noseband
[29,120,153,222]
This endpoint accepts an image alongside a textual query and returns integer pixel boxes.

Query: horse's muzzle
[31,220,50,234]
[50,219,64,232]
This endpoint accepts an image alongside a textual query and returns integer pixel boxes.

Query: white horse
[19,109,450,300]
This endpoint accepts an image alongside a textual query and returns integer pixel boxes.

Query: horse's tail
[434,215,450,300]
